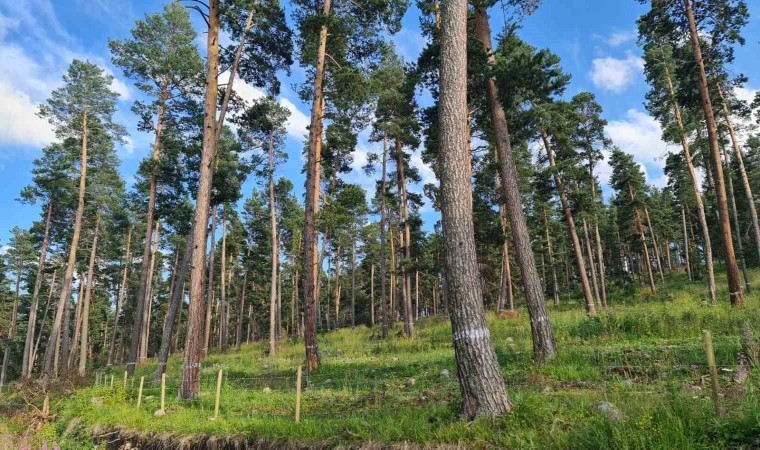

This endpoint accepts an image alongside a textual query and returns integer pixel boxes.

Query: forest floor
[2,270,760,449]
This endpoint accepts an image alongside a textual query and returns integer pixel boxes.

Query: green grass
[3,269,760,449]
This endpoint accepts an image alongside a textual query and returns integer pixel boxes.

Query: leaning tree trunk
[630,185,657,294]
[108,229,132,366]
[154,230,193,381]
[473,6,556,361]
[22,202,53,378]
[439,0,511,418]
[541,131,596,315]
[179,0,220,400]
[140,220,161,363]
[721,144,752,292]
[684,0,744,307]
[582,218,601,307]
[78,210,101,377]
[43,98,90,377]
[301,0,332,371]
[717,83,760,266]
[664,64,715,302]
[32,271,57,373]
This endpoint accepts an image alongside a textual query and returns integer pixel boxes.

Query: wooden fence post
[212,369,223,421]
[703,330,723,416]
[123,371,128,388]
[160,372,166,413]
[110,375,114,387]
[137,376,145,408]
[295,365,302,423]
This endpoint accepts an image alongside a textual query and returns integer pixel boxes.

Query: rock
[154,409,166,417]
[406,378,416,387]
[681,382,702,395]
[440,369,450,379]
[732,353,750,384]
[263,387,272,394]
[90,397,104,405]
[591,401,626,421]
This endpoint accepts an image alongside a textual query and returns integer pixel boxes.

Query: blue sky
[0,0,758,246]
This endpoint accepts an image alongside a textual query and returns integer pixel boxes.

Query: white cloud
[605,109,675,189]
[280,98,310,141]
[0,82,55,148]
[595,30,637,48]
[589,53,644,93]
[410,153,436,186]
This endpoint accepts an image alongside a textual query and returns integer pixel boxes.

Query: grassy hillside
[3,271,760,449]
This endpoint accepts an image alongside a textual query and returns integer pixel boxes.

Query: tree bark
[268,132,279,354]
[541,130,596,315]
[396,139,414,336]
[301,0,332,371]
[22,202,53,378]
[543,208,560,306]
[380,135,390,339]
[582,218,601,307]
[32,270,57,373]
[140,220,161,363]
[155,230,193,381]
[721,144,752,292]
[204,206,218,356]
[219,214,228,352]
[179,0,219,399]
[108,230,132,366]
[663,64,716,302]
[717,83,760,265]
[43,92,89,377]
[629,185,657,294]
[0,264,22,387]
[78,211,101,376]
[439,0,511,417]
[682,206,692,281]
[644,208,665,283]
[684,0,744,306]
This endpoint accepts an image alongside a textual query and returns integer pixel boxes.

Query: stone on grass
[591,401,626,421]
[154,409,166,417]
[263,387,272,394]
[440,369,450,379]
[406,378,416,387]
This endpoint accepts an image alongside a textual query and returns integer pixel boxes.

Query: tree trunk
[204,206,218,357]
[155,230,193,381]
[22,202,53,378]
[590,183,608,307]
[721,144,752,292]
[351,239,356,329]
[473,6,555,361]
[629,185,657,294]
[77,211,101,376]
[396,139,414,336]
[370,264,375,326]
[664,64,715,302]
[68,280,84,371]
[333,246,342,328]
[684,0,744,306]
[717,83,760,265]
[300,0,332,371]
[127,82,168,376]
[179,0,220,399]
[219,214,228,352]
[108,230,132,366]
[439,0,511,417]
[32,270,57,373]
[644,208,665,283]
[140,220,161,363]
[43,94,89,377]
[543,208,560,306]
[541,130,596,315]
[582,218,601,307]
[380,135,390,339]
[58,279,77,375]
[0,265,22,387]
[682,206,692,281]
